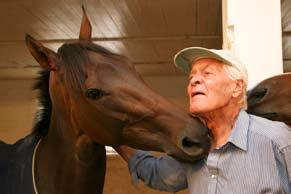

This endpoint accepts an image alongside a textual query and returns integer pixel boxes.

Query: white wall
[223,0,283,89]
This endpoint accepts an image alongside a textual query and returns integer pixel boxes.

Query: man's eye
[204,71,213,75]
[85,88,109,100]
[189,74,194,80]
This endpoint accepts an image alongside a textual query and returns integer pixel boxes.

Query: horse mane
[31,42,131,138]
[32,70,51,138]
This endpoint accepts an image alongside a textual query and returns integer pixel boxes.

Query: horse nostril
[180,136,204,157]
[247,87,268,106]
[182,137,201,148]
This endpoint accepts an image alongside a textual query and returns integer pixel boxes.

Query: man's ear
[232,79,244,98]
[25,34,58,71]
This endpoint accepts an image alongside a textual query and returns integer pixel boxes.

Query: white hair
[223,64,248,110]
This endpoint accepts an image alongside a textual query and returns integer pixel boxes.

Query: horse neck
[47,105,77,145]
[35,107,107,194]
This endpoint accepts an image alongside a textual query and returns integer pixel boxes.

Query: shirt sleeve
[128,150,187,192]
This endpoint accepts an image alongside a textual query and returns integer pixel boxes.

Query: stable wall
[0,79,37,143]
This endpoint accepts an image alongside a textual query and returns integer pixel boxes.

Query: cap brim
[174,47,232,74]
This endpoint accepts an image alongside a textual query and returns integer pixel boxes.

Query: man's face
[187,58,239,114]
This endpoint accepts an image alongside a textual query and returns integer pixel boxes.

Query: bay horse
[0,7,210,194]
[247,73,291,126]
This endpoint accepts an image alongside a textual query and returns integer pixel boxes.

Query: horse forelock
[57,42,132,92]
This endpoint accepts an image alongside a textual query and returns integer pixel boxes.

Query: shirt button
[211,174,217,179]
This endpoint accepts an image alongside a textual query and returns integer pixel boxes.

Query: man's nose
[190,76,202,85]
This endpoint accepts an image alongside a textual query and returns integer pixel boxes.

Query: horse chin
[164,141,209,162]
[121,134,208,162]
[167,149,207,163]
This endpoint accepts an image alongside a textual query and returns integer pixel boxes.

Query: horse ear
[79,5,92,41]
[25,34,58,71]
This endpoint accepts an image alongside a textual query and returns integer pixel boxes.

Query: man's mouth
[191,91,205,97]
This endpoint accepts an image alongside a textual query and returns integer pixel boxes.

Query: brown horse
[0,7,210,194]
[247,73,291,126]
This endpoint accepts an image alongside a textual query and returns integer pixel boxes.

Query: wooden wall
[282,0,291,72]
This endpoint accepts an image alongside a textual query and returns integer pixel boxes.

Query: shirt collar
[227,110,250,151]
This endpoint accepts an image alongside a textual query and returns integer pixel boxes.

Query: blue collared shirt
[129,110,291,194]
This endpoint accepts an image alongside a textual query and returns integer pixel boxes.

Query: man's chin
[189,108,209,115]
[189,103,210,114]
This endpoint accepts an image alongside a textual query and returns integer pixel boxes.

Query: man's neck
[199,105,241,149]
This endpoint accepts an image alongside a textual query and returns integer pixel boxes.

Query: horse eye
[85,88,108,100]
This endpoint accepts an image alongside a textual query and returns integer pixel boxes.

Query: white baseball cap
[174,47,248,83]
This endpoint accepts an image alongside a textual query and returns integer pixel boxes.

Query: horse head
[247,73,291,126]
[25,7,210,162]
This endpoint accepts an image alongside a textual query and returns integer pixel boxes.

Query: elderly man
[115,47,291,194]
